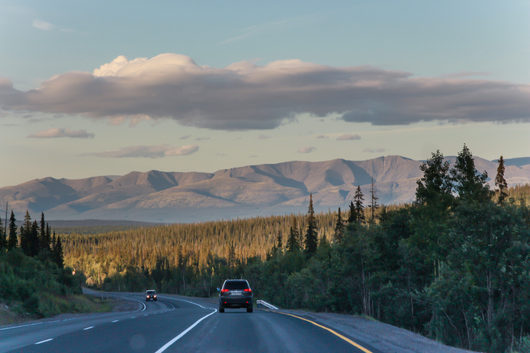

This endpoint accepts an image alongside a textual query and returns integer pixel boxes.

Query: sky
[0,0,529,187]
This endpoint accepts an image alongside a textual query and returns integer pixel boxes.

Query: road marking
[0,322,42,331]
[276,312,373,353]
[154,309,217,353]
[83,326,94,331]
[35,338,53,345]
[112,320,119,323]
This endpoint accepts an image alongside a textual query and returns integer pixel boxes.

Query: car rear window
[147,290,155,294]
[224,281,248,290]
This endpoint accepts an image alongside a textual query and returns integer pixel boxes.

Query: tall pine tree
[354,185,365,224]
[347,201,357,224]
[333,207,344,242]
[0,218,6,251]
[286,217,300,252]
[415,150,453,208]
[53,234,64,268]
[451,144,491,203]
[7,211,17,250]
[20,211,32,256]
[495,156,508,205]
[304,194,318,255]
[368,178,379,224]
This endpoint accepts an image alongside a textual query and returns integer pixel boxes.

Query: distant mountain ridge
[1,155,528,223]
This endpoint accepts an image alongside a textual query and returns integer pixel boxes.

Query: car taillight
[221,289,229,294]
[244,288,252,293]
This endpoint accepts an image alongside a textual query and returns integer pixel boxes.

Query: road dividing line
[35,338,53,345]
[154,309,217,353]
[277,312,373,353]
[112,320,119,323]
[0,322,42,331]
[83,326,94,331]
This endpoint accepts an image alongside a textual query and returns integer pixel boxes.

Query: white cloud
[29,128,94,139]
[90,144,198,158]
[298,146,316,153]
[336,134,361,141]
[32,19,54,31]
[1,53,529,130]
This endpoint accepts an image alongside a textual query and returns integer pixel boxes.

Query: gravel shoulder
[269,307,482,353]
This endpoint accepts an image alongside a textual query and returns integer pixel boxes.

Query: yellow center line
[274,311,373,353]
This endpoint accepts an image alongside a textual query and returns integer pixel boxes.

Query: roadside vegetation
[3,145,527,352]
[0,213,111,319]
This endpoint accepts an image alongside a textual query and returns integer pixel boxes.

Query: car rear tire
[219,306,224,313]
[247,305,253,313]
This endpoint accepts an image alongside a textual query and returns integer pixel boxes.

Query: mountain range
[1,155,528,223]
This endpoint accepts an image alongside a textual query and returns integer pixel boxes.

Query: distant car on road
[219,279,253,313]
[145,289,157,301]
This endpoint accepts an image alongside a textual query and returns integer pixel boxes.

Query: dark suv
[145,289,157,301]
[219,279,253,313]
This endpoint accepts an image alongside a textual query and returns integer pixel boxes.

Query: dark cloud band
[1,54,529,130]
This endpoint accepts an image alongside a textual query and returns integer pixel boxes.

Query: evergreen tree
[450,144,491,203]
[368,178,379,224]
[286,217,300,253]
[30,220,39,257]
[354,185,365,224]
[333,207,344,242]
[39,212,50,252]
[495,156,508,205]
[276,231,283,251]
[304,194,318,255]
[20,211,32,256]
[415,150,453,208]
[0,218,6,251]
[7,211,17,250]
[347,201,356,223]
[54,234,64,268]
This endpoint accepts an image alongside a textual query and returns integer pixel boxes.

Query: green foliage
[0,249,84,317]
[304,194,318,255]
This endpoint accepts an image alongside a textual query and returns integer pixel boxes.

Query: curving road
[0,292,380,353]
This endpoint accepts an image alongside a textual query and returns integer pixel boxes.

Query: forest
[1,146,528,352]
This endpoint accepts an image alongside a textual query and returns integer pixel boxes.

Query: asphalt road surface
[0,292,381,353]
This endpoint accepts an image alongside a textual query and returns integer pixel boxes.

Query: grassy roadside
[0,295,115,326]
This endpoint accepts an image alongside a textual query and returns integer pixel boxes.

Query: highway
[0,292,380,353]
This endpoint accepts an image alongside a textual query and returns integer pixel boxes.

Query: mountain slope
[1,155,528,222]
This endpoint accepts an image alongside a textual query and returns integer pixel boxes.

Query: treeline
[0,212,83,317]
[57,146,528,352]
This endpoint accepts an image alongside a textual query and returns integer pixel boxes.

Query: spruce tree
[54,234,64,268]
[20,211,32,256]
[334,207,344,242]
[39,212,50,251]
[304,194,318,255]
[347,201,356,224]
[368,178,379,224]
[7,211,17,250]
[415,150,453,208]
[30,220,39,256]
[286,217,300,252]
[354,185,365,224]
[451,144,491,203]
[0,218,6,251]
[495,156,508,205]
[276,231,283,251]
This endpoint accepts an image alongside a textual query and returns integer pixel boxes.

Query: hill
[1,155,529,222]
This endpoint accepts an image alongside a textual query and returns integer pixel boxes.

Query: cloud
[29,128,94,139]
[298,146,316,153]
[32,19,54,31]
[336,134,361,141]
[363,147,386,153]
[258,134,271,140]
[90,144,198,158]
[1,53,529,130]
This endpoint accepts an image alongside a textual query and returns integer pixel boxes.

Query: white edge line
[112,320,119,323]
[0,322,42,331]
[35,338,53,345]
[83,326,94,331]
[154,309,217,353]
